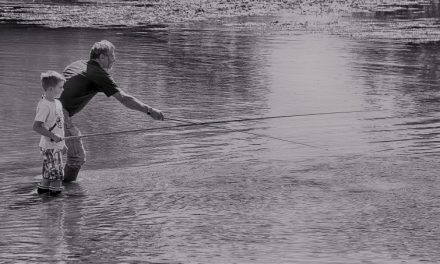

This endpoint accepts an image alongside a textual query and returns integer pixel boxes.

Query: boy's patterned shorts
[41,149,64,181]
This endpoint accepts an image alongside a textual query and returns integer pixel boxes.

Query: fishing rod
[166,117,328,150]
[63,123,196,140]
[164,109,381,126]
[63,109,381,142]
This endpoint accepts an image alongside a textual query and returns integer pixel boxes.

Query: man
[60,40,164,182]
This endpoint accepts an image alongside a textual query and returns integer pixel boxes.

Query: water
[1,11,440,264]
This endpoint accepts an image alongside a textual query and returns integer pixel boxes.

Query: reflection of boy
[33,71,67,195]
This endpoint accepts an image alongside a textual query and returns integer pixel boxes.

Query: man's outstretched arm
[113,90,164,120]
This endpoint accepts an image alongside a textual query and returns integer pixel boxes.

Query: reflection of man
[60,40,164,182]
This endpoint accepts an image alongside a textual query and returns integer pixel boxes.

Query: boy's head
[90,40,116,70]
[41,71,65,91]
[41,71,65,98]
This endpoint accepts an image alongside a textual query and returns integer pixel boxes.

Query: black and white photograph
[1,0,440,263]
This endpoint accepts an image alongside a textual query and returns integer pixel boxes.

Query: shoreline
[0,0,436,29]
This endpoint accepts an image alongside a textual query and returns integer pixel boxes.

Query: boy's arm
[33,121,63,142]
[112,90,164,120]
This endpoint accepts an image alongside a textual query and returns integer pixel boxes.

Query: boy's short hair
[41,71,65,91]
[90,40,115,60]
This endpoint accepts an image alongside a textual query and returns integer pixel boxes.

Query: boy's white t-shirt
[34,98,66,150]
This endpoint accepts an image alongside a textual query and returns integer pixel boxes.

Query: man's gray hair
[90,40,115,60]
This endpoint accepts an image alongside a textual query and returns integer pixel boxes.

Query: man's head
[41,71,65,98]
[90,40,116,71]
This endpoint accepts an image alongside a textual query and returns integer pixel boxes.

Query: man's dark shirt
[60,60,119,117]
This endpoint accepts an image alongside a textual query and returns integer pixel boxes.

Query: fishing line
[64,109,382,142]
[166,117,328,150]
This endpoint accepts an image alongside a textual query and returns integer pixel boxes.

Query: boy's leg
[49,150,64,195]
[63,109,85,182]
[37,149,54,194]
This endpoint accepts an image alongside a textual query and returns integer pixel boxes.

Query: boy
[33,71,67,195]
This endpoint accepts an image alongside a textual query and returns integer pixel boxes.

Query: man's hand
[113,91,164,120]
[149,107,164,121]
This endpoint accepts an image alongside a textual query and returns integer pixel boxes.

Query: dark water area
[2,3,440,264]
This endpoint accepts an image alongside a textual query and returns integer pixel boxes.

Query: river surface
[1,9,440,264]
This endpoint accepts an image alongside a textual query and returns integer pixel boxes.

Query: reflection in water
[2,13,440,263]
[351,38,440,155]
[1,179,86,262]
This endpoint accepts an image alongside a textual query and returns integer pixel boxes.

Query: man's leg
[63,109,86,182]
